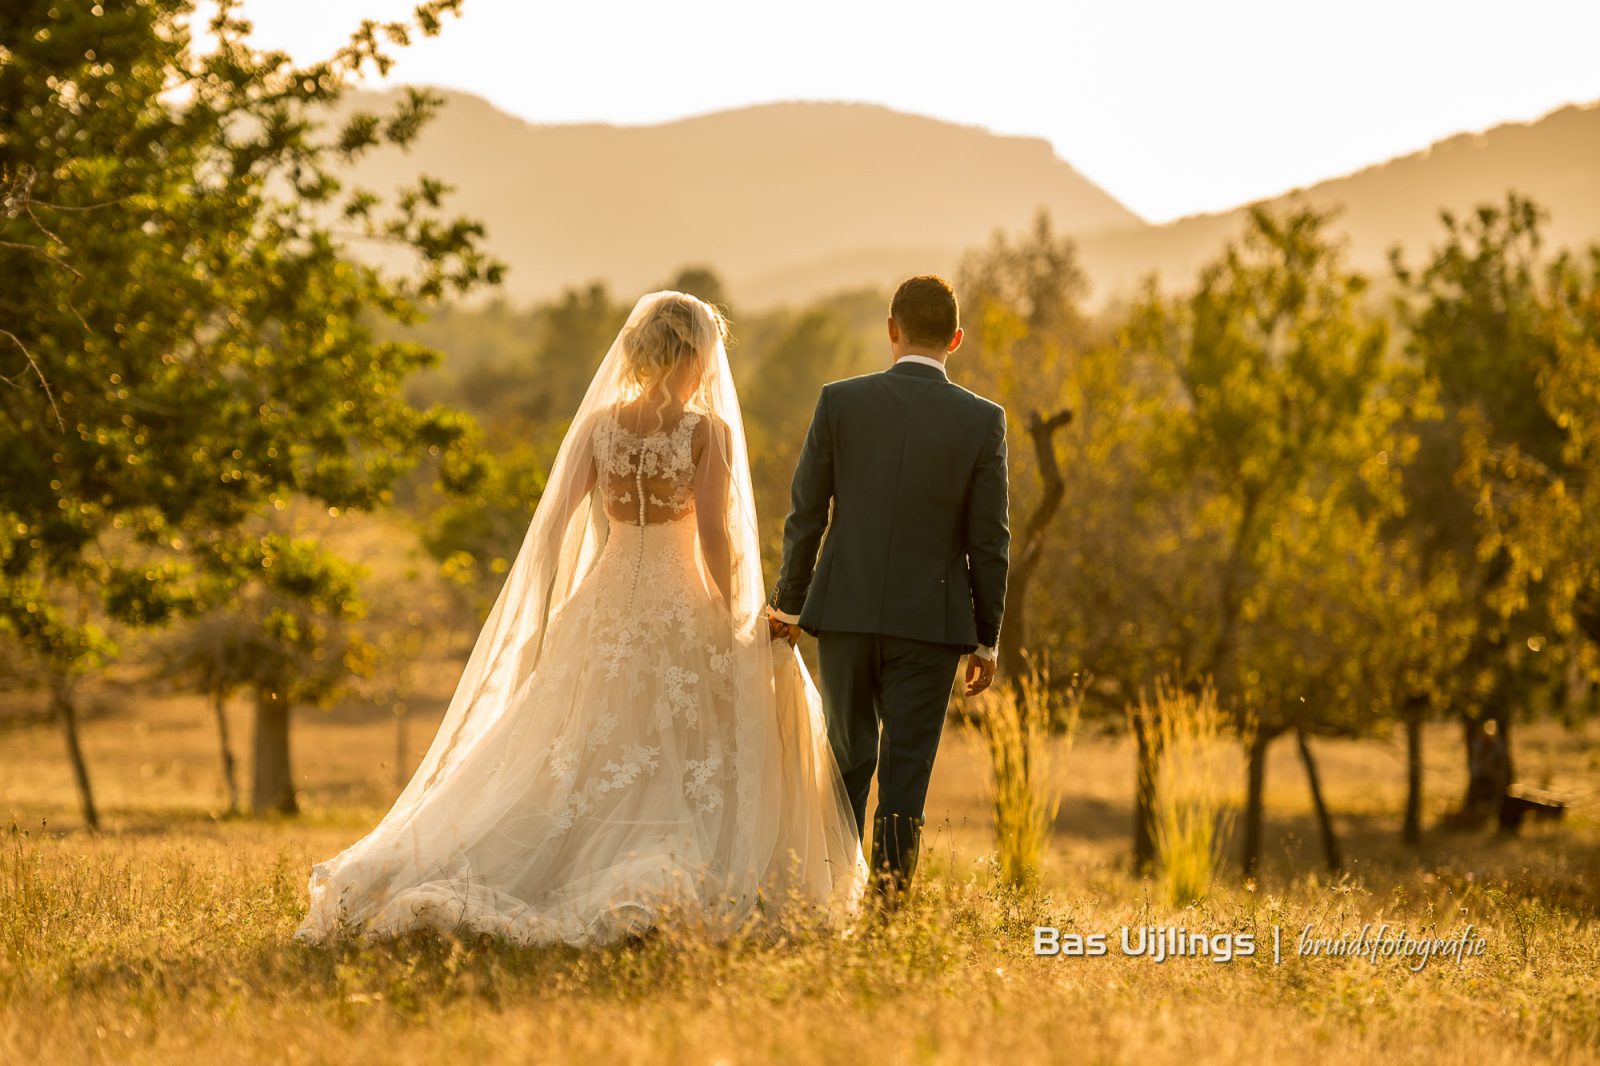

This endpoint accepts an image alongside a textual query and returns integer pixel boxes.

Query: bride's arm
[693,416,734,609]
[503,413,600,676]
[538,413,600,555]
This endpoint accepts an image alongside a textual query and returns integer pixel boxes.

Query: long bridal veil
[298,291,865,942]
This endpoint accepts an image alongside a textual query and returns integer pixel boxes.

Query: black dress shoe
[869,813,924,911]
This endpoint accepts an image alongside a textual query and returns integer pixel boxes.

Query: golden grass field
[2,671,1598,1065]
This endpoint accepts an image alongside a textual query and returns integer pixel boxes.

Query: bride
[296,291,866,946]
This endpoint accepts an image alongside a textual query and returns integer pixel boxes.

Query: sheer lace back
[593,406,703,526]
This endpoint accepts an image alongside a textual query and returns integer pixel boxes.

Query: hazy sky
[218,0,1600,224]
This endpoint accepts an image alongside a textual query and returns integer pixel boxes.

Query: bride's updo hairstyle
[620,292,728,399]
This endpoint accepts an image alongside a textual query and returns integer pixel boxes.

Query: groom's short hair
[891,275,959,347]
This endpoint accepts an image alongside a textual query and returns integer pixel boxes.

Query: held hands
[763,607,994,695]
[766,608,800,647]
[963,653,997,697]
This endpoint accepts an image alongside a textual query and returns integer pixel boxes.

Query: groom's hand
[766,611,799,647]
[963,654,997,697]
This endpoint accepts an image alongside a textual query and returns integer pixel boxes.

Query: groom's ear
[886,315,901,345]
[946,326,964,354]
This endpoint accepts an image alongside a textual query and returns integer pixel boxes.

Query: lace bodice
[593,407,703,526]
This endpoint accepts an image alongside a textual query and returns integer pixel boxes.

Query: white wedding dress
[297,293,865,946]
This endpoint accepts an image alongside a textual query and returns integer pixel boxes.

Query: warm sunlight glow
[213,0,1600,223]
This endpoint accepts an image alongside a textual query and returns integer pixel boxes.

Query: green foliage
[1393,197,1565,468]
[0,2,500,824]
[395,282,628,612]
[661,265,732,312]
[737,300,874,574]
[1392,194,1600,727]
[421,441,546,620]
[158,533,372,707]
[1126,203,1410,736]
[524,283,632,431]
[958,211,1092,497]
[0,1,497,679]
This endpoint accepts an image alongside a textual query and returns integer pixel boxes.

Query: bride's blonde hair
[621,292,728,396]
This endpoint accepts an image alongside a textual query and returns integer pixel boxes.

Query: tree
[957,212,1093,679]
[1531,247,1600,689]
[1127,203,1410,875]
[0,1,499,827]
[1466,244,1600,722]
[521,283,630,438]
[1391,195,1600,826]
[742,304,869,573]
[225,536,371,815]
[420,435,545,628]
[152,610,252,815]
[150,532,374,814]
[661,265,731,314]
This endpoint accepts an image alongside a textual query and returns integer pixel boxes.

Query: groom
[768,274,1010,906]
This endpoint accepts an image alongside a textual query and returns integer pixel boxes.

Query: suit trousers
[815,631,964,840]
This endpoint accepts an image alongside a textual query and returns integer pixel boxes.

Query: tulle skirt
[296,515,864,947]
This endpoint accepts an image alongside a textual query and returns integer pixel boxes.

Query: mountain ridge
[1070,100,1600,303]
[333,89,1600,307]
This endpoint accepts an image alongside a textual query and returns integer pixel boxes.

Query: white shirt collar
[894,354,949,377]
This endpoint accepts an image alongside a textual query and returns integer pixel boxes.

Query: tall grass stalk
[974,669,1074,889]
[1134,680,1235,907]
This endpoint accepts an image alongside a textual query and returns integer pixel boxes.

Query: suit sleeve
[965,407,1010,650]
[772,388,834,617]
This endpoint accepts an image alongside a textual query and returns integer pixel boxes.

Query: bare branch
[0,328,64,431]
[1000,407,1074,679]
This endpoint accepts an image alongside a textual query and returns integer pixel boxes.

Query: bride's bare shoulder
[690,409,735,453]
[572,405,618,439]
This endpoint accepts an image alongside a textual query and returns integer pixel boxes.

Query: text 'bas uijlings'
[1033,926,1257,963]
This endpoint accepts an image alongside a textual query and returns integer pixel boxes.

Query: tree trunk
[1295,729,1342,872]
[1241,731,1270,877]
[1495,710,1515,783]
[1458,708,1513,824]
[1459,712,1481,804]
[51,675,99,831]
[212,688,241,815]
[1453,620,1515,818]
[998,409,1073,681]
[1403,711,1423,847]
[1198,488,1263,684]
[1132,708,1159,874]
[1462,709,1517,788]
[1564,655,1594,728]
[251,684,298,815]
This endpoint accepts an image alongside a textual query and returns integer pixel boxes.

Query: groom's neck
[893,348,949,365]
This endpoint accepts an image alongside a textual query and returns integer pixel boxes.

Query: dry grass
[1135,681,1237,907]
[2,677,1599,1064]
[972,671,1073,889]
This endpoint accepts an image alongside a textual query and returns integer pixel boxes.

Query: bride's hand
[766,613,799,647]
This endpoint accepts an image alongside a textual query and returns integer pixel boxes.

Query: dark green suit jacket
[772,360,1010,652]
